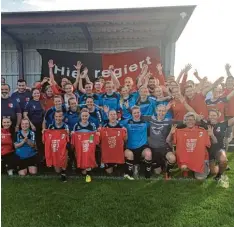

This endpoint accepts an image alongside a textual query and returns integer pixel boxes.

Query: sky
[1,0,234,82]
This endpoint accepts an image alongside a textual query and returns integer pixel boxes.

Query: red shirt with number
[173,127,211,173]
[43,130,69,168]
[1,129,14,156]
[71,132,99,169]
[100,128,126,164]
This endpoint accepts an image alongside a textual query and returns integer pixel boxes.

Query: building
[1,6,195,91]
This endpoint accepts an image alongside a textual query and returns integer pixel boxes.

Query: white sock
[7,169,13,176]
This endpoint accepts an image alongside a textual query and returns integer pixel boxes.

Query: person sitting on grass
[14,118,38,176]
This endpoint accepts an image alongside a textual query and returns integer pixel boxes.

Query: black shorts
[131,145,150,164]
[151,147,171,168]
[209,148,224,161]
[18,155,38,170]
[1,152,18,171]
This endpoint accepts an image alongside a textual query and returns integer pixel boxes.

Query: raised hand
[103,105,109,113]
[170,124,177,135]
[156,63,163,72]
[141,64,148,75]
[184,63,192,73]
[225,63,231,71]
[81,67,88,78]
[108,65,114,71]
[48,59,55,68]
[41,77,49,85]
[74,61,82,70]
[207,125,214,137]
[193,69,198,77]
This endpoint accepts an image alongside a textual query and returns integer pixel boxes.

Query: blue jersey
[24,100,44,125]
[44,105,67,128]
[123,119,148,149]
[79,93,101,106]
[1,97,21,122]
[73,122,96,132]
[64,108,80,131]
[120,94,136,120]
[48,122,69,131]
[100,92,120,120]
[14,130,37,159]
[88,108,103,128]
[135,97,156,116]
[11,90,32,113]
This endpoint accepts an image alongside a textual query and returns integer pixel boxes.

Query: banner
[37,47,162,85]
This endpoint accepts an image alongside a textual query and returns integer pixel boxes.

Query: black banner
[37,49,102,84]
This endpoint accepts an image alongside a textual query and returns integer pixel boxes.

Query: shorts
[1,152,18,171]
[225,116,233,139]
[131,145,150,164]
[151,147,171,169]
[194,160,210,179]
[209,148,225,161]
[18,155,38,170]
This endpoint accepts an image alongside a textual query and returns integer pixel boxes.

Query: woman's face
[108,110,117,122]
[86,98,94,109]
[121,87,129,96]
[208,111,219,124]
[64,84,73,95]
[171,88,181,99]
[45,87,53,97]
[212,87,222,99]
[32,89,40,100]
[54,97,62,106]
[81,112,89,123]
[54,112,63,124]
[139,87,149,97]
[185,87,195,99]
[154,87,163,98]
[124,78,133,89]
[156,106,167,118]
[21,120,30,131]
[85,84,93,94]
[94,82,101,91]
[61,78,69,88]
[105,84,113,93]
[2,118,12,129]
[226,77,234,89]
[69,99,78,110]
[185,116,196,128]
[132,109,141,120]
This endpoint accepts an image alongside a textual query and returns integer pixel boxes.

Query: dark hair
[54,110,63,116]
[2,83,11,90]
[31,88,40,93]
[17,79,27,84]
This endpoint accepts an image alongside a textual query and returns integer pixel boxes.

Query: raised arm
[48,59,56,85]
[137,64,148,88]
[225,63,233,77]
[73,61,82,90]
[109,65,120,89]
[201,76,224,96]
[227,90,234,101]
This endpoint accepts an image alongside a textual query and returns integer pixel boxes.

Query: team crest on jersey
[186,139,197,152]
[199,132,203,137]
[33,105,36,109]
[61,134,65,139]
[8,103,13,108]
[108,136,117,148]
[216,127,220,132]
[82,140,90,152]
[26,97,30,102]
[16,98,20,103]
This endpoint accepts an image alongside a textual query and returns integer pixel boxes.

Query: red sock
[182,171,188,177]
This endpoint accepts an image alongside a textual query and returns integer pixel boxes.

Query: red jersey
[100,128,126,164]
[71,132,99,169]
[1,129,14,156]
[223,88,234,117]
[170,99,187,121]
[186,93,208,119]
[43,130,69,168]
[174,127,211,173]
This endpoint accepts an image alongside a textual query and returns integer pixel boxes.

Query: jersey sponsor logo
[26,97,30,102]
[51,139,60,152]
[108,136,117,148]
[8,103,13,108]
[82,140,90,152]
[33,105,36,109]
[186,139,197,152]
[16,98,20,103]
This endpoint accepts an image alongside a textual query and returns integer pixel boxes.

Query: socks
[166,161,175,177]
[125,159,134,177]
[144,159,152,179]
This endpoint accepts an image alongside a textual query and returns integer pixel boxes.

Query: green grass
[2,153,234,227]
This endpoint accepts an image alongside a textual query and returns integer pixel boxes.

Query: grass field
[2,152,234,227]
